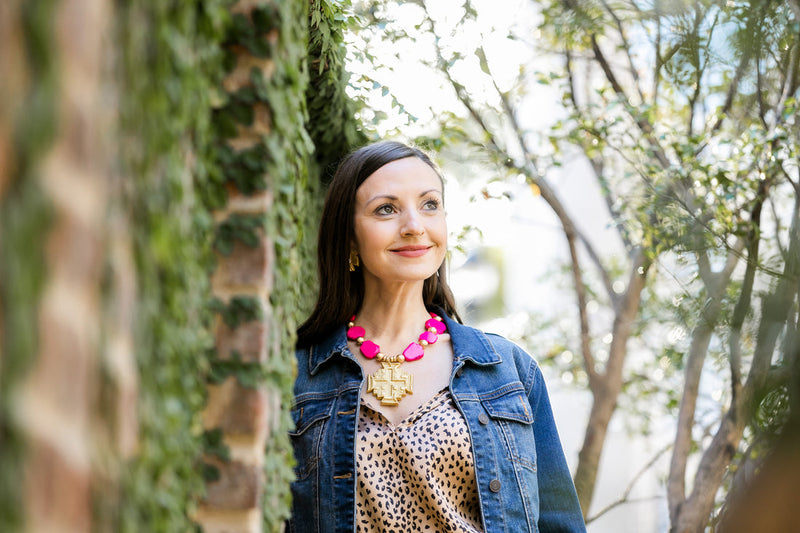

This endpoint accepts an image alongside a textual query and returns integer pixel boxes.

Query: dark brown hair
[296,141,462,348]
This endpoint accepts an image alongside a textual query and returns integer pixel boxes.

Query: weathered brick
[24,436,91,533]
[30,283,93,425]
[193,508,261,533]
[204,377,268,438]
[212,238,274,290]
[215,317,269,364]
[225,188,273,217]
[45,208,103,285]
[105,334,139,458]
[203,456,262,510]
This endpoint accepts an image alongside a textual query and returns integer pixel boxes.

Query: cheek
[432,217,447,245]
[354,221,387,255]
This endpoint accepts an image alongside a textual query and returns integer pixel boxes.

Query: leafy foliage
[210,1,364,530]
[211,296,264,328]
[115,1,229,530]
[308,0,368,175]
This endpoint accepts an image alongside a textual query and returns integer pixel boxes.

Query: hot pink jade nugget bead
[419,330,438,344]
[347,325,365,340]
[426,318,446,334]
[359,340,380,359]
[402,343,425,361]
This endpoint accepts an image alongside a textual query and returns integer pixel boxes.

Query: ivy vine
[115,2,229,531]
[308,0,367,175]
[208,1,364,530]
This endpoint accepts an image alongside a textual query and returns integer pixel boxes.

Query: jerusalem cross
[367,362,413,405]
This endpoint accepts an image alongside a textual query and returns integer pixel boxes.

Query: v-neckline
[360,387,450,428]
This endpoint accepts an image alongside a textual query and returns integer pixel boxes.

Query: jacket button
[478,413,489,425]
[455,368,463,378]
[489,479,501,492]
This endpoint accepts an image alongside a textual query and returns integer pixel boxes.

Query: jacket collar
[307,308,501,375]
[440,311,502,366]
[308,325,350,375]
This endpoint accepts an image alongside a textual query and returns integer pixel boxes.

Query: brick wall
[1,1,138,532]
[195,4,278,532]
[1,1,357,531]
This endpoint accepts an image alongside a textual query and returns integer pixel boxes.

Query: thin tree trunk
[574,384,617,515]
[671,410,746,533]
[574,253,648,515]
[667,308,718,520]
[671,266,797,530]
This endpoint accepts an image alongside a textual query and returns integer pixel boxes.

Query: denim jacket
[289,312,586,532]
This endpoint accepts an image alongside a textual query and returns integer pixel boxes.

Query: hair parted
[296,140,462,348]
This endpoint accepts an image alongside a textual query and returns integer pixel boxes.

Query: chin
[401,267,441,282]
[377,267,439,284]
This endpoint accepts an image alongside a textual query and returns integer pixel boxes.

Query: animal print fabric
[355,389,484,532]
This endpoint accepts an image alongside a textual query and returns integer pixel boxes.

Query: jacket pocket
[481,387,537,472]
[482,386,535,424]
[289,395,335,481]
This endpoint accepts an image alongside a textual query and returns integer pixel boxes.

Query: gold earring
[349,251,359,272]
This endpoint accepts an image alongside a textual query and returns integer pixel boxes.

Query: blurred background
[1,0,798,531]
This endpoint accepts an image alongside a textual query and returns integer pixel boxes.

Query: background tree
[348,0,799,529]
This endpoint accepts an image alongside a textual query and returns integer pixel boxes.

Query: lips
[390,245,432,257]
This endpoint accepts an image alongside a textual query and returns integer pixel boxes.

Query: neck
[354,279,432,348]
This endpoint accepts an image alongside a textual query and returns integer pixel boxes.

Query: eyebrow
[365,189,442,205]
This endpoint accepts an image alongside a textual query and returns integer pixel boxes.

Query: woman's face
[353,157,447,288]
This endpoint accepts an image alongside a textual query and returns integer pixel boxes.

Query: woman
[290,141,586,532]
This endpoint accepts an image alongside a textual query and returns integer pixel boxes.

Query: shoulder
[293,325,349,379]
[484,330,541,375]
[482,330,530,357]
[447,318,541,389]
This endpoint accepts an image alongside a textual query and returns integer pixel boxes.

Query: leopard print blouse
[355,389,484,532]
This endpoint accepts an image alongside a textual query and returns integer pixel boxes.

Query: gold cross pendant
[367,362,413,406]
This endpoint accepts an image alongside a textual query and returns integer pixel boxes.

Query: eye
[422,198,441,210]
[375,204,396,215]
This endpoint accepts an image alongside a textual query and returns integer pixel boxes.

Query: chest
[350,336,453,425]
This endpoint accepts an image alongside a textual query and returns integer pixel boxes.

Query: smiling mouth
[390,246,432,257]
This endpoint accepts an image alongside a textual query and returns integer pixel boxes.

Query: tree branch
[654,6,662,102]
[566,49,634,252]
[566,222,599,386]
[667,299,717,521]
[706,6,760,137]
[586,441,672,524]
[469,38,606,384]
[589,34,672,169]
[676,201,796,526]
[425,12,504,157]
[597,0,645,104]
[474,39,620,308]
[772,41,799,130]
[686,3,706,137]
[789,0,800,27]
[668,240,741,521]
[558,0,671,168]
[697,248,713,289]
[729,233,759,398]
[756,57,768,129]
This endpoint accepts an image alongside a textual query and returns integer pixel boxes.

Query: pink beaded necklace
[347,312,447,406]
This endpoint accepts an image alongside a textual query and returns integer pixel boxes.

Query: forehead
[356,157,442,201]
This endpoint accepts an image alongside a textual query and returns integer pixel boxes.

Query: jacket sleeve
[524,356,587,532]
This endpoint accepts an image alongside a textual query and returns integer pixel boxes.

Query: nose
[401,210,425,236]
